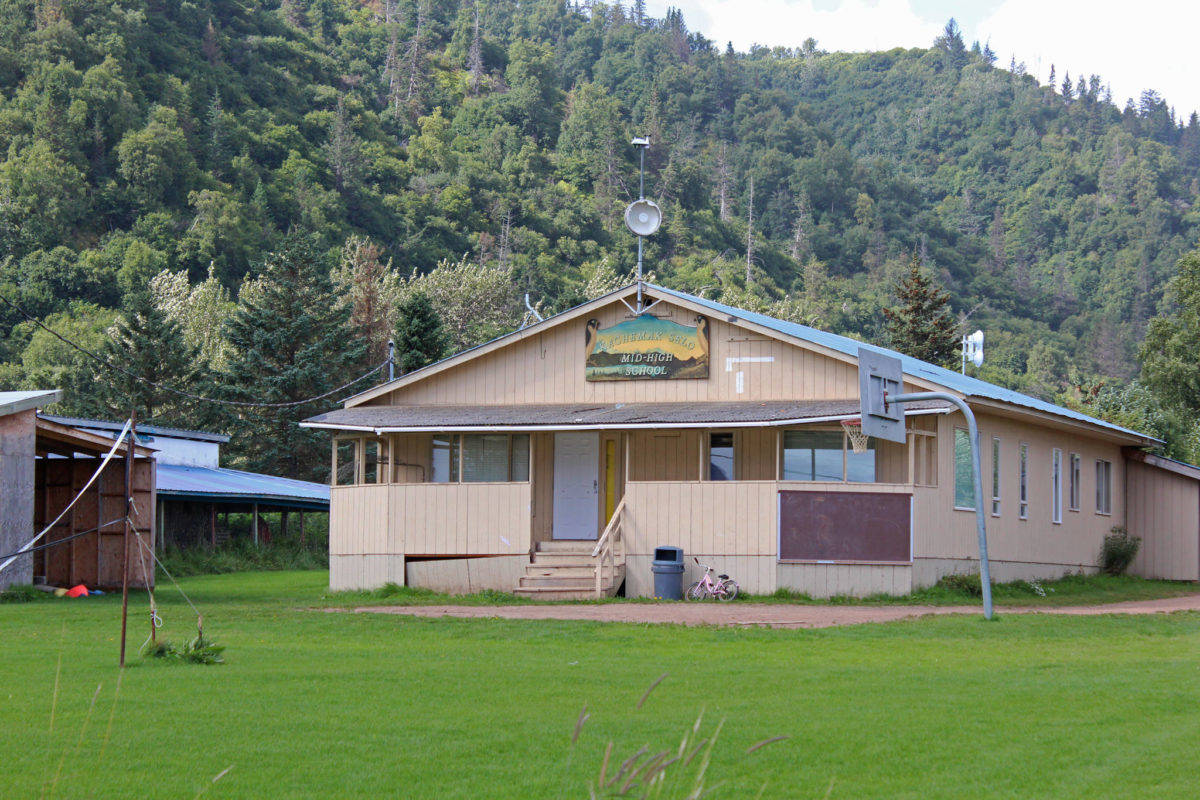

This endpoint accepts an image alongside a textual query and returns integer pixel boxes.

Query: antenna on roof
[961,329,984,374]
[625,136,661,313]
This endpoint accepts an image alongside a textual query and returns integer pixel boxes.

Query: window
[709,432,735,480]
[953,428,974,509]
[1051,448,1063,524]
[363,439,381,484]
[1069,453,1081,511]
[431,434,530,483]
[991,437,1001,516]
[781,429,876,482]
[335,439,358,486]
[1096,459,1112,514]
[1018,443,1029,519]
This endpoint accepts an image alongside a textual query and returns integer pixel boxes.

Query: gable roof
[647,284,1154,443]
[338,283,1154,444]
[0,390,61,417]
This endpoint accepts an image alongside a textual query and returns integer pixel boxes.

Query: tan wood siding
[776,563,912,598]
[530,432,554,544]
[371,299,862,406]
[1127,461,1200,581]
[330,483,532,560]
[911,410,1126,585]
[623,481,779,559]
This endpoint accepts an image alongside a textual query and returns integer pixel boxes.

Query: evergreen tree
[1141,249,1200,413]
[219,230,366,481]
[394,290,448,374]
[98,289,199,424]
[882,257,958,367]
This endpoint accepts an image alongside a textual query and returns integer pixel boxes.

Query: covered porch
[307,400,950,597]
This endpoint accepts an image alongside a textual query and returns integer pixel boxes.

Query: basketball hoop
[841,418,869,454]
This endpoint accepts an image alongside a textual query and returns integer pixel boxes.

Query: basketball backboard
[857,348,906,444]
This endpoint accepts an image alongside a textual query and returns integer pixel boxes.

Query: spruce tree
[220,229,366,481]
[882,256,959,367]
[98,289,199,425]
[394,290,448,374]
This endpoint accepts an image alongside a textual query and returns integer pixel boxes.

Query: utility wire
[0,518,127,563]
[0,418,132,575]
[0,293,389,409]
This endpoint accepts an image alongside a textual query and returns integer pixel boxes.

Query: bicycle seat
[718,574,729,580]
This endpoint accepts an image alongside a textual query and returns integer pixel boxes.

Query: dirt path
[345,594,1200,629]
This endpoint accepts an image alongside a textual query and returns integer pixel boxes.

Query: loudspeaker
[624,199,662,237]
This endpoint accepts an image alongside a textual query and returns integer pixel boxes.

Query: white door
[553,432,600,540]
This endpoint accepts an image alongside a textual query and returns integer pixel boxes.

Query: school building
[302,283,1200,599]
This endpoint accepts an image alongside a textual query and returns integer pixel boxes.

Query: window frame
[707,430,737,481]
[991,436,1001,517]
[1051,447,1063,524]
[1018,442,1029,520]
[1095,459,1113,515]
[780,426,877,483]
[953,427,975,511]
[430,433,532,484]
[1068,452,1081,512]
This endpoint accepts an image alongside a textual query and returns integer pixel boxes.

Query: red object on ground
[65,584,89,598]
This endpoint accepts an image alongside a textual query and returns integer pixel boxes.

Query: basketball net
[841,418,869,454]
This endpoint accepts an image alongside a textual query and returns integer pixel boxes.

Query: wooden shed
[303,283,1185,599]
[0,391,155,591]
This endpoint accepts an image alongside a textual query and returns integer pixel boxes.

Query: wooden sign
[585,314,709,381]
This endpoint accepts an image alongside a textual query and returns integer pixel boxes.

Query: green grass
[2,570,1199,798]
[324,572,1196,609]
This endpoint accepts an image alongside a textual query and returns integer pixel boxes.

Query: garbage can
[651,546,685,600]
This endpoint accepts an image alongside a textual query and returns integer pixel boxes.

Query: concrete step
[536,540,597,553]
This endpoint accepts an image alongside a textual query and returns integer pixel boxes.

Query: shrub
[142,632,225,664]
[0,584,51,604]
[1101,527,1141,575]
[160,540,327,577]
[937,571,983,597]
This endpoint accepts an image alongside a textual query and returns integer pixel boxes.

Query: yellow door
[604,438,618,523]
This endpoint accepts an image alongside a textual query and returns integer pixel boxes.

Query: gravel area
[344,594,1200,629]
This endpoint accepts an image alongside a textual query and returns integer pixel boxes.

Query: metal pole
[253,503,259,545]
[888,391,993,619]
[387,339,396,382]
[636,142,646,312]
[119,408,137,668]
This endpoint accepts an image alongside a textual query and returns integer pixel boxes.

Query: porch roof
[301,399,952,433]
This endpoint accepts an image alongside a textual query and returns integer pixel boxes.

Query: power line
[0,518,126,563]
[0,292,388,409]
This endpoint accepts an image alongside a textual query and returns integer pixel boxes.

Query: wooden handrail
[592,496,626,558]
[593,497,626,597]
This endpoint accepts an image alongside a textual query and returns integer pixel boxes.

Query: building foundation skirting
[912,557,1099,588]
[329,554,404,591]
[776,563,912,598]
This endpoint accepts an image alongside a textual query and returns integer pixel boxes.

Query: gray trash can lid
[653,545,683,562]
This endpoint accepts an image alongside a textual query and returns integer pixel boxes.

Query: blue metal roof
[648,284,1154,442]
[156,464,330,508]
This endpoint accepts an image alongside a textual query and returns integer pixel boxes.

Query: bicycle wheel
[717,579,739,601]
[686,581,706,601]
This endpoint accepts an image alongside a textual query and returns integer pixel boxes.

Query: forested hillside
[2,0,1199,471]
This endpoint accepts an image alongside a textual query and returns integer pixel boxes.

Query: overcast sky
[645,0,1200,119]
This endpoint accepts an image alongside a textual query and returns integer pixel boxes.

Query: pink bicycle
[686,557,739,601]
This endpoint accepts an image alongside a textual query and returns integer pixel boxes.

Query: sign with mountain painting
[585,315,709,381]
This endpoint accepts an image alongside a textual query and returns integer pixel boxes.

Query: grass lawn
[2,570,1199,799]
[331,571,1199,608]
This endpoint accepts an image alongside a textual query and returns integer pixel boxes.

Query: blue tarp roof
[648,284,1154,442]
[156,464,330,509]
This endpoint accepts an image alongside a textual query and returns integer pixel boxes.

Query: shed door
[553,432,599,540]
